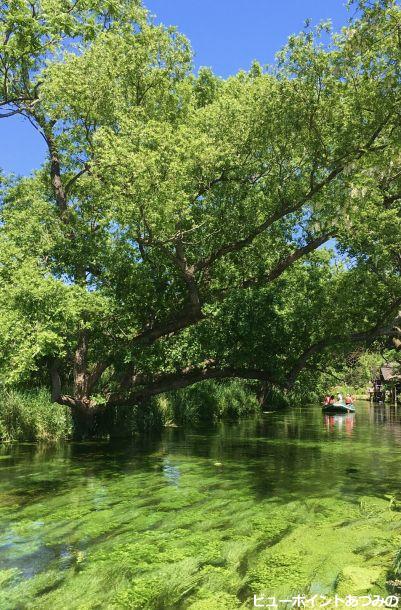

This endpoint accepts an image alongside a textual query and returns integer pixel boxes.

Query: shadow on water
[1,402,401,608]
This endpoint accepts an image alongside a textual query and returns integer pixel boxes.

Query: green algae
[1,404,401,609]
[245,497,398,603]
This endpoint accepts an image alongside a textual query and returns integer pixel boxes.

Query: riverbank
[0,389,72,442]
[0,381,261,442]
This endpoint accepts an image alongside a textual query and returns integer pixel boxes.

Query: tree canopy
[1,0,401,413]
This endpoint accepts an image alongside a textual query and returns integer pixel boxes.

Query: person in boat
[345,394,353,405]
[324,395,331,405]
[337,393,343,403]
[329,395,335,404]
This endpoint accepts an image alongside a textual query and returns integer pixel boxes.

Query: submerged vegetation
[1,408,401,608]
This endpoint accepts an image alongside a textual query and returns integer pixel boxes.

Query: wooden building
[370,364,401,404]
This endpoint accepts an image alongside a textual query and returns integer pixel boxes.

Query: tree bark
[49,359,62,402]
[55,312,401,414]
[42,123,68,215]
[73,329,89,401]
[107,365,277,406]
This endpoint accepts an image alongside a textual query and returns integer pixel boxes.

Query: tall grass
[0,380,261,442]
[0,388,72,442]
[164,380,260,426]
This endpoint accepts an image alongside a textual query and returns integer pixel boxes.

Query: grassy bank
[0,388,72,442]
[0,381,261,442]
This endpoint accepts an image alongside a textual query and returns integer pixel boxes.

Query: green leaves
[1,0,401,400]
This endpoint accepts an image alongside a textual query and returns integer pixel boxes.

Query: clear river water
[1,402,401,609]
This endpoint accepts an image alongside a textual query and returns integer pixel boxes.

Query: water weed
[1,406,401,608]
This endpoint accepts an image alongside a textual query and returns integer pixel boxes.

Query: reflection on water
[1,403,401,609]
[324,413,355,435]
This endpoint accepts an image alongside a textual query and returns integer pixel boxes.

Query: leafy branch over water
[0,1,401,429]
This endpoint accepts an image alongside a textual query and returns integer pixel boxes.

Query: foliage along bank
[0,0,401,430]
[0,381,262,441]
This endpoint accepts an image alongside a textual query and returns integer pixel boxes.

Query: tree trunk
[258,381,270,410]
[49,359,62,402]
[70,402,103,440]
[73,329,89,401]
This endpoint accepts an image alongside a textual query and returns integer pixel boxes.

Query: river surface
[1,403,401,609]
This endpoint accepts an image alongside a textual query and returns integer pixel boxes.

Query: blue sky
[0,0,349,177]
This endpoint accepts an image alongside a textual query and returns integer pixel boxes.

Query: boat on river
[322,402,355,414]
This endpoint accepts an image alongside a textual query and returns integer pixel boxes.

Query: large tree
[1,0,401,417]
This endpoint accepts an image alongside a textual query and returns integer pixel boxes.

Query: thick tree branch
[173,237,201,310]
[40,122,68,214]
[108,365,277,405]
[87,361,110,393]
[194,166,344,272]
[126,233,331,365]
[131,305,205,349]
[227,233,332,292]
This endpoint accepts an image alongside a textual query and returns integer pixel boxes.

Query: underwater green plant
[1,408,401,609]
